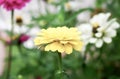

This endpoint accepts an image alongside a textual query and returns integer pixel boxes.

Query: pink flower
[0,0,30,11]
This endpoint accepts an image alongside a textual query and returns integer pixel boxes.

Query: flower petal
[64,44,73,54]
[73,42,83,51]
[95,32,102,38]
[89,38,97,43]
[110,21,120,29]
[45,42,64,53]
[95,39,103,48]
[103,37,112,44]
[105,29,116,37]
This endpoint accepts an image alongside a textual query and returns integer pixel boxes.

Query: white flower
[0,10,41,49]
[78,13,120,48]
[64,1,80,11]
[0,6,42,49]
[64,0,95,12]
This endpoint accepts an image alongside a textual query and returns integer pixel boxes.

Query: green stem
[82,51,87,68]
[58,53,63,79]
[6,10,14,79]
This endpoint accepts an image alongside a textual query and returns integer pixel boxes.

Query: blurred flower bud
[18,34,30,44]
[18,75,23,79]
[36,76,42,79]
[39,20,47,27]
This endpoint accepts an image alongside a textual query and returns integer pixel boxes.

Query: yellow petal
[60,41,68,44]
[34,37,42,45]
[34,37,49,45]
[64,44,73,54]
[45,44,51,51]
[56,43,65,53]
[69,40,79,45]
[48,42,59,52]
[45,42,64,53]
[73,42,83,51]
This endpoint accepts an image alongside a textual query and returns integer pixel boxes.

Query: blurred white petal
[106,29,117,37]
[64,0,95,11]
[109,21,120,29]
[89,38,97,43]
[64,1,80,11]
[77,11,91,22]
[27,27,40,37]
[90,13,111,27]
[103,37,112,44]
[77,23,92,44]
[95,32,102,38]
[23,38,35,49]
[95,39,103,48]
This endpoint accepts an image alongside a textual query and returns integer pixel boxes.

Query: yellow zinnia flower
[34,26,83,54]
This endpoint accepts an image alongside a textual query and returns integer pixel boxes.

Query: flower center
[92,22,100,34]
[16,16,23,26]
